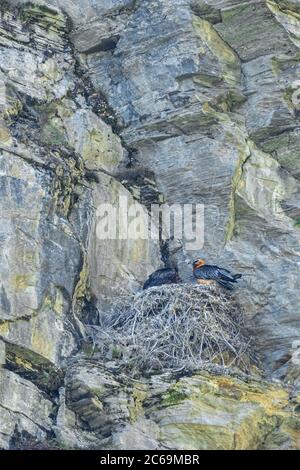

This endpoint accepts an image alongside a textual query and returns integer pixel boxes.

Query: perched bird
[193,258,242,290]
[143,267,180,290]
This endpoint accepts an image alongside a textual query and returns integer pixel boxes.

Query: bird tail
[143,279,151,290]
[217,280,234,290]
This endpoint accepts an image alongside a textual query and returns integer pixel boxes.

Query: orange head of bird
[193,258,206,270]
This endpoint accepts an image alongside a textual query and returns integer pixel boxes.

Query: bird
[193,258,242,290]
[143,267,180,290]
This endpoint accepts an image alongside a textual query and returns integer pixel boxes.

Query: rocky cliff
[0,0,300,450]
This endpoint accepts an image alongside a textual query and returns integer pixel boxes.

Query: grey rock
[0,369,53,449]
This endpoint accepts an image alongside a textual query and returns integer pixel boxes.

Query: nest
[88,284,255,375]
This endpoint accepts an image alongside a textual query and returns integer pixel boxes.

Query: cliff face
[69,0,300,376]
[0,0,300,450]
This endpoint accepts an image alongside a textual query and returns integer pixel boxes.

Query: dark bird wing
[193,266,216,280]
[143,268,179,290]
[216,267,242,282]
[216,279,235,290]
[193,265,242,286]
[215,267,237,282]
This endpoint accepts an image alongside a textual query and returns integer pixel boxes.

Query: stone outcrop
[0,368,53,449]
[62,362,300,450]
[0,0,299,450]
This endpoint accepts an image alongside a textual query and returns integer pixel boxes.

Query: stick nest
[88,284,255,375]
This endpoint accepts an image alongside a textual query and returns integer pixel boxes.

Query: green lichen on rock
[101,371,300,450]
[162,386,189,407]
[192,15,241,86]
[4,341,64,393]
[18,2,68,35]
[129,384,148,423]
[271,52,300,74]
[213,90,247,113]
[192,73,222,88]
[191,0,221,24]
[153,373,300,450]
[293,217,300,229]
